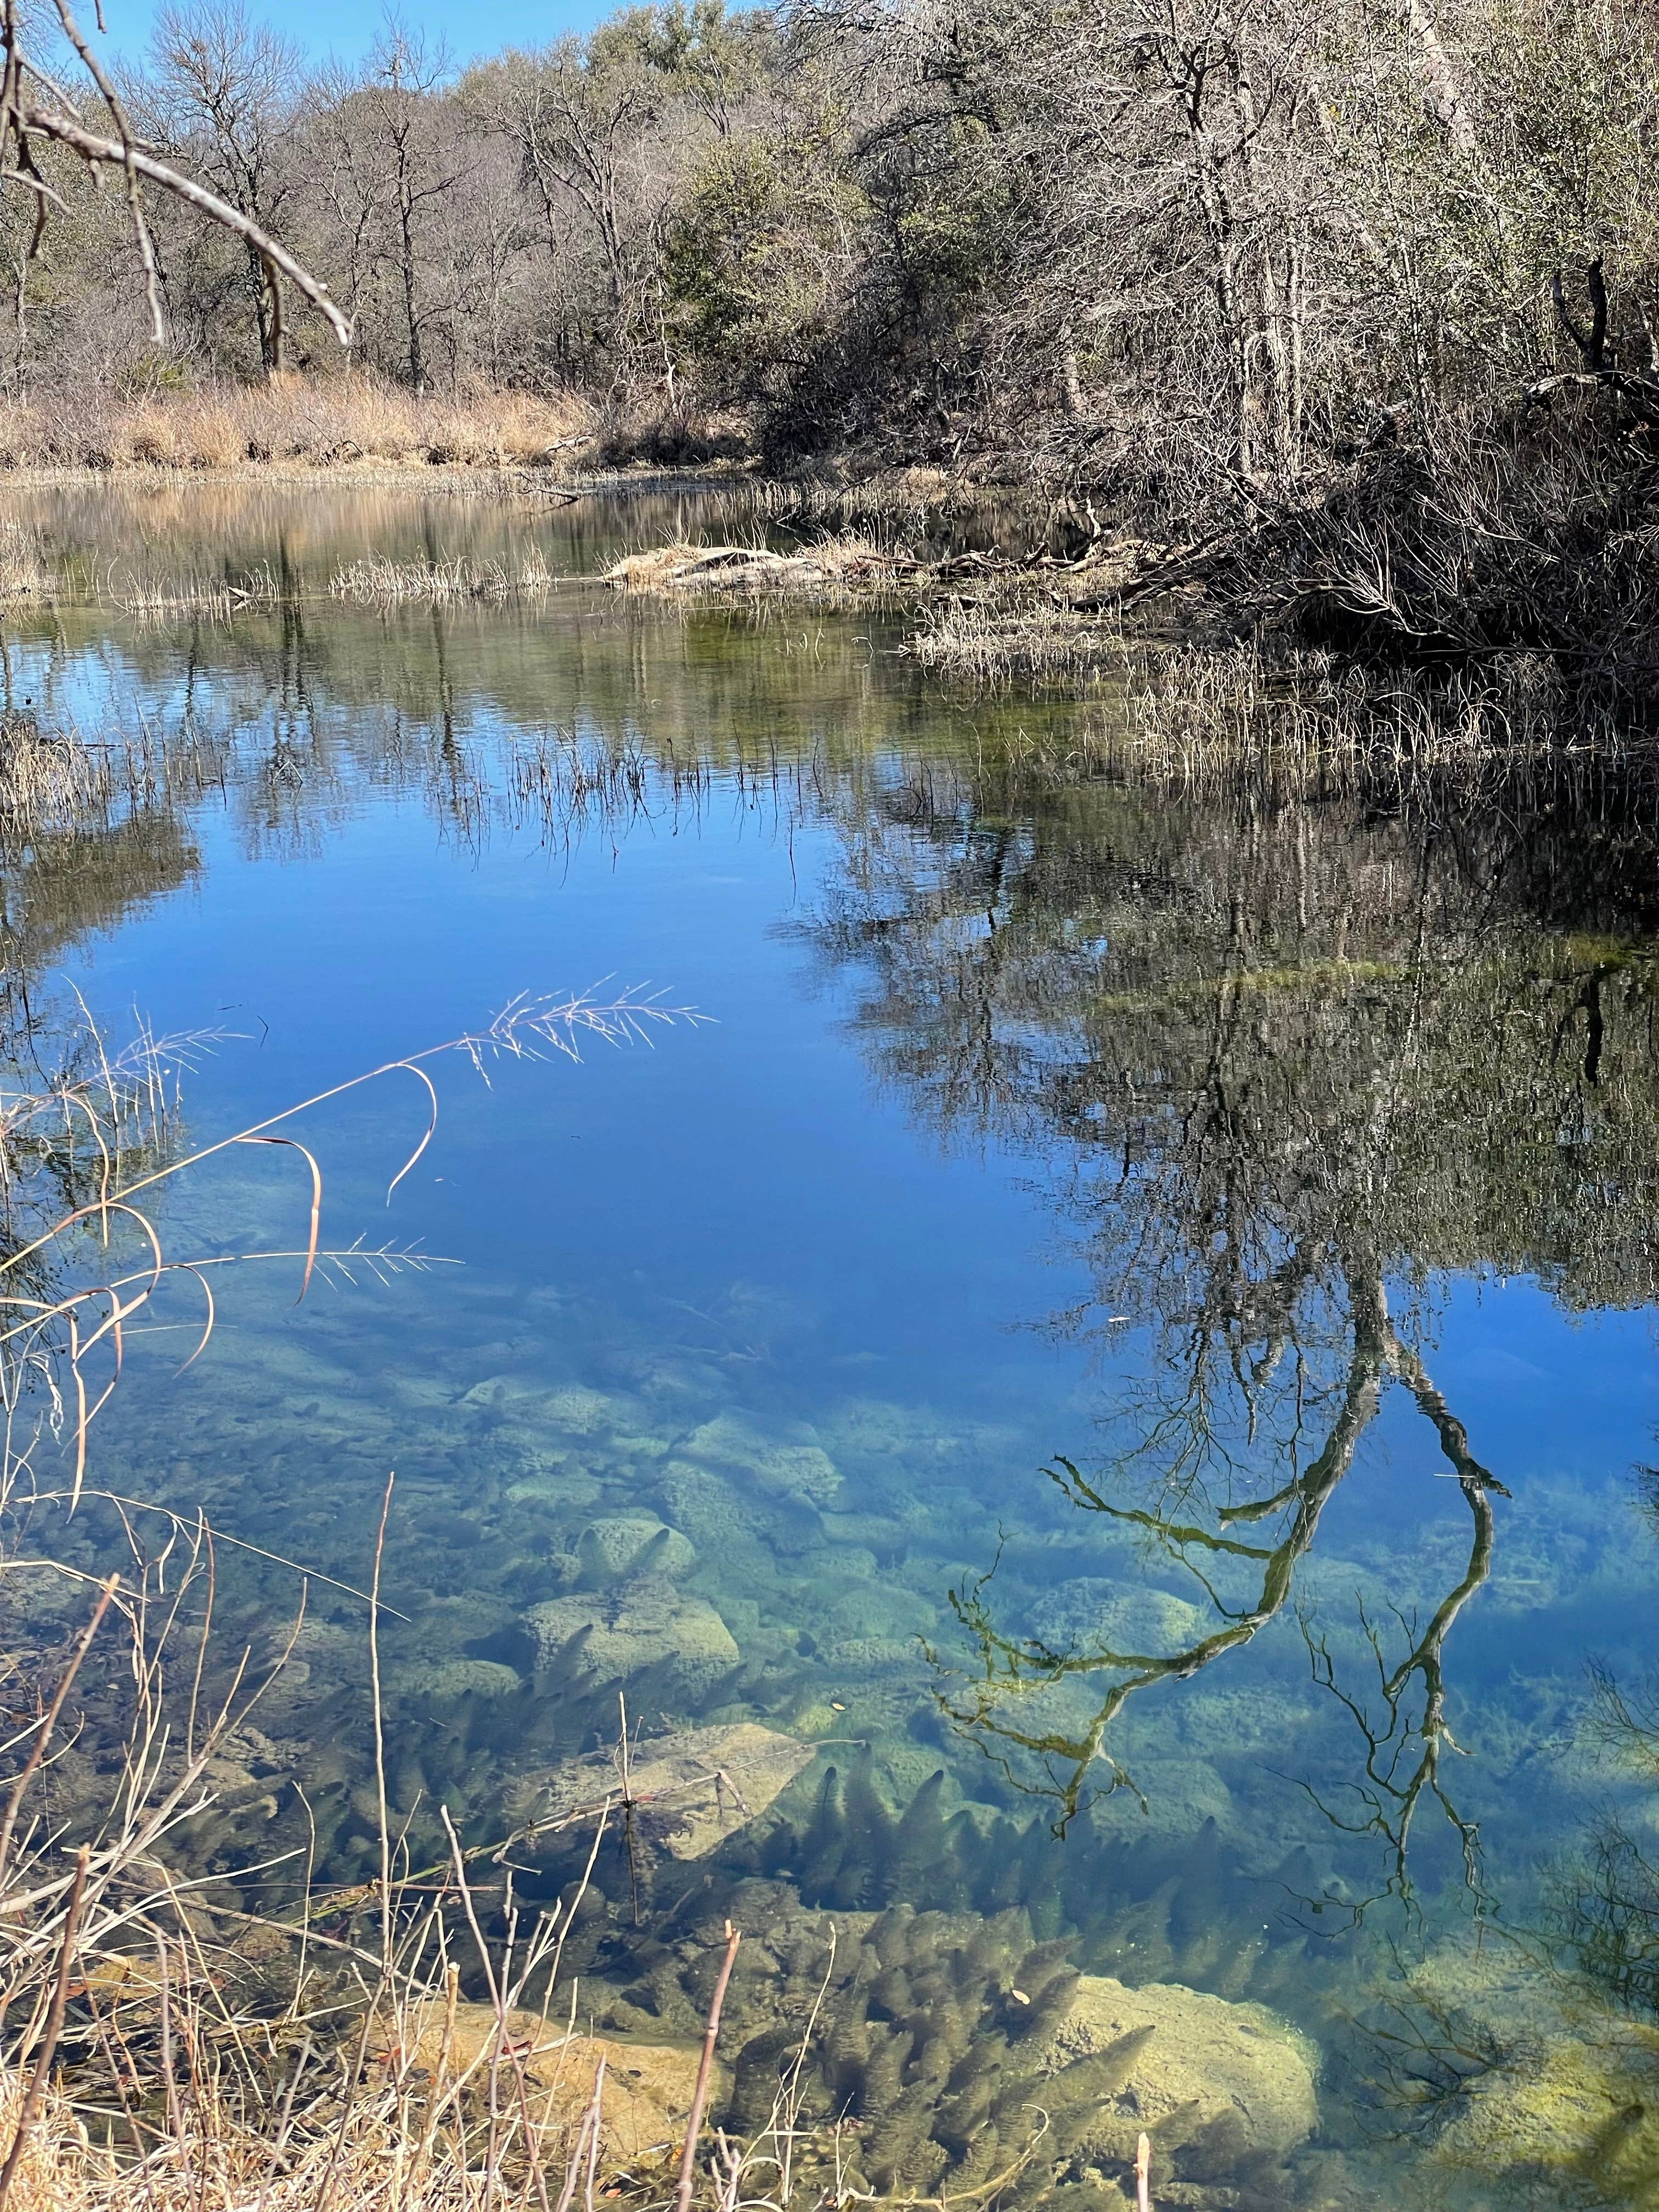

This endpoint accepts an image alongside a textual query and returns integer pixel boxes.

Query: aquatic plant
[0,701,240,885]
[0,524,58,606]
[106,562,290,621]
[554,1854,1321,2212]
[905,582,1128,690]
[1110,644,1632,798]
[329,551,556,606]
[0,714,117,844]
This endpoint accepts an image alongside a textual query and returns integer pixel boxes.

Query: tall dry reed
[0,1508,836,2212]
[0,376,592,475]
[0,989,776,2212]
[329,551,555,606]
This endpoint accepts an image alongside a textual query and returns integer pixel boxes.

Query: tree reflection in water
[795,749,1659,1910]
[11,534,1659,2185]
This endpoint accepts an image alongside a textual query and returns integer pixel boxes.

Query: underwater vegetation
[491,1763,1363,2210]
[558,1863,1326,2210]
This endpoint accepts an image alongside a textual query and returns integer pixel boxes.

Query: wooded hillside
[7,0,1659,681]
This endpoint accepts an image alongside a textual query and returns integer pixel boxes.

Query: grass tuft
[0,523,58,604]
[329,551,555,606]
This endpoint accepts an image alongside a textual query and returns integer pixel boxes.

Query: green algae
[552,1881,1319,2210]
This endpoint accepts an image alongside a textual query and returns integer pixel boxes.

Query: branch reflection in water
[10,485,1659,2198]
[791,725,1659,1911]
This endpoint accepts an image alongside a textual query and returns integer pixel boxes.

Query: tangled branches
[0,0,348,351]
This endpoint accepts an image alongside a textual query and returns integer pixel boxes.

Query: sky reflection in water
[3,479,1658,2206]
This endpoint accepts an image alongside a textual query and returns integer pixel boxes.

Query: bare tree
[141,0,305,371]
[469,21,670,372]
[0,0,349,353]
[319,26,468,392]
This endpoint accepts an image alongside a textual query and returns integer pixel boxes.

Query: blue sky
[100,0,605,67]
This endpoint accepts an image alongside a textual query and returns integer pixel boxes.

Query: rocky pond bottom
[31,1296,1650,2212]
[5,478,1659,2210]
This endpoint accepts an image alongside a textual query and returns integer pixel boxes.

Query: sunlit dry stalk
[675,1921,741,2212]
[0,989,702,1506]
[0,1843,87,2212]
[106,566,290,622]
[369,1471,396,1983]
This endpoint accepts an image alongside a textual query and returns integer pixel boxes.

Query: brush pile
[603,539,926,594]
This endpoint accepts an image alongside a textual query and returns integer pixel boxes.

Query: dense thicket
[8,0,1659,668]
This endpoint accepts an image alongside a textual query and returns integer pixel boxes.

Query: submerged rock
[578,1516,696,1584]
[400,1659,523,1702]
[657,1459,825,1556]
[1090,1755,1235,1845]
[823,1635,917,1673]
[1435,2030,1659,2198]
[409,2001,713,2163]
[504,1459,605,1511]
[458,1376,633,1436]
[516,1722,815,1859]
[1029,1581,1209,1656]
[457,1373,546,1413]
[522,1580,740,1698]
[680,1412,841,1504]
[1030,1973,1319,2160]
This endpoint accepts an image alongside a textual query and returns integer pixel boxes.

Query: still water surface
[4,479,1658,2208]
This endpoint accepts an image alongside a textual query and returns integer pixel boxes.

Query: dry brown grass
[603,534,927,601]
[106,563,290,620]
[0,713,116,836]
[330,550,555,606]
[906,592,1120,686]
[0,375,594,475]
[0,523,58,604]
[1110,644,1629,796]
[0,1533,802,2212]
[966,640,1628,799]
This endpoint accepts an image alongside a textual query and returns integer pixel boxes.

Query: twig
[0,1843,88,2210]
[553,2059,604,2212]
[369,1470,395,1977]
[618,1691,640,1929]
[675,1920,741,2212]
[0,1574,116,1881]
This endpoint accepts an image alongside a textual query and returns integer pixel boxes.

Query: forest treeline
[8,0,1659,675]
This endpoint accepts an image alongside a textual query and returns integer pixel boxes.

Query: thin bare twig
[369,1469,396,1979]
[675,1920,741,2212]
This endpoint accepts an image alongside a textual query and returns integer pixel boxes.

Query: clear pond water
[4,477,1659,2209]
